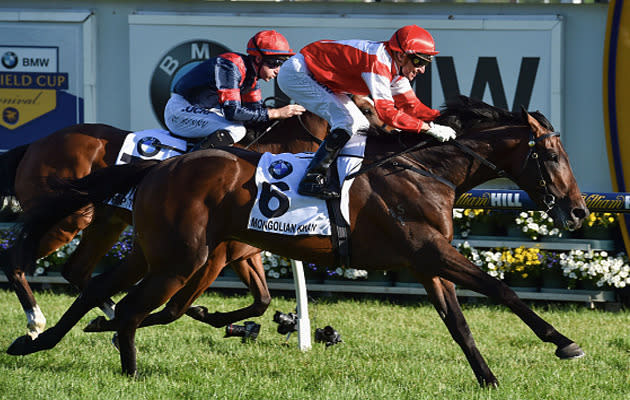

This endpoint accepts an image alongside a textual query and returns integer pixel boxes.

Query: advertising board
[0,10,95,150]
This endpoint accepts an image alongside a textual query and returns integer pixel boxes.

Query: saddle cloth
[247,134,366,236]
[107,129,187,210]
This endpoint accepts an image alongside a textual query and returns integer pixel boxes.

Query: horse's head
[512,108,588,230]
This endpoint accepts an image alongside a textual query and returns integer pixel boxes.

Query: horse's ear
[520,105,529,121]
[520,105,542,135]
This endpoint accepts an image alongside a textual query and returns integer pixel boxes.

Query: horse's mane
[435,95,554,135]
[358,95,554,139]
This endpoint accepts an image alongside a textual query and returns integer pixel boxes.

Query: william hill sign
[455,190,630,213]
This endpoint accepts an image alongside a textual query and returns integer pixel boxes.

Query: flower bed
[457,241,629,290]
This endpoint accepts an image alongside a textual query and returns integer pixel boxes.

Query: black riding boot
[193,129,235,151]
[298,129,351,200]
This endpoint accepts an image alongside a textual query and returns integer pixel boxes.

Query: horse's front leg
[422,275,498,387]
[426,240,584,359]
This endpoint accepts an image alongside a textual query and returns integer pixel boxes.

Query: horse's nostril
[572,208,587,220]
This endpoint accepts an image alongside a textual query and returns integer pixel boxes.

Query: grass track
[0,289,628,399]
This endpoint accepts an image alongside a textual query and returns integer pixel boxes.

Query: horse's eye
[361,108,372,116]
[547,153,559,162]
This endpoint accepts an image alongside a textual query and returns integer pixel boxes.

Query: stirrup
[298,174,340,200]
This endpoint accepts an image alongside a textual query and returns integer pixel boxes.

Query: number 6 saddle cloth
[247,134,366,236]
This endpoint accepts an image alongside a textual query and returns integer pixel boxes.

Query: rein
[296,114,324,145]
[245,96,323,150]
[345,129,561,211]
[244,120,281,150]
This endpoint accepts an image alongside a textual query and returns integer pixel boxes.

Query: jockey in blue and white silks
[164,30,305,149]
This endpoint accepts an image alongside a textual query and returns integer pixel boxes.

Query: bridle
[520,130,561,211]
[452,129,561,211]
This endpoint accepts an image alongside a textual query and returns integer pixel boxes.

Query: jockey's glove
[426,122,456,142]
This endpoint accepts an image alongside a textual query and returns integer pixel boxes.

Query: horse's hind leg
[7,206,94,336]
[427,241,584,358]
[6,246,148,357]
[187,251,271,327]
[423,276,498,387]
[113,273,190,376]
[60,209,128,319]
[85,254,224,333]
[86,245,269,332]
[0,254,45,338]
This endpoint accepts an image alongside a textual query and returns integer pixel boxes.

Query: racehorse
[7,96,588,386]
[0,99,382,338]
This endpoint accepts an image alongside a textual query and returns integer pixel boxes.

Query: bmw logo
[1,51,18,69]
[268,160,293,179]
[136,136,161,157]
[149,40,229,128]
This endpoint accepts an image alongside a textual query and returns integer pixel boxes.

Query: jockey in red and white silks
[164,30,304,149]
[277,25,456,199]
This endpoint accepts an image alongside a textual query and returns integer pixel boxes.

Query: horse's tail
[0,145,29,220]
[0,144,28,196]
[14,160,159,274]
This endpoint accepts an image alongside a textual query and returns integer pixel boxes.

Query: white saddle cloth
[247,134,366,236]
[107,129,187,210]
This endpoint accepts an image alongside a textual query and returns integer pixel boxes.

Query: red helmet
[247,30,295,58]
[388,25,439,56]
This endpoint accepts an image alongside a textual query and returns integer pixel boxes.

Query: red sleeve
[373,99,424,133]
[393,91,440,121]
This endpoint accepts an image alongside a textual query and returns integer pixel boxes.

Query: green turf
[0,289,628,399]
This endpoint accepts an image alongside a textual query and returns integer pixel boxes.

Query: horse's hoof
[483,380,499,389]
[84,316,107,332]
[185,305,208,321]
[7,335,35,356]
[555,342,585,359]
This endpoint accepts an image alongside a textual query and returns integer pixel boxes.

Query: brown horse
[0,108,340,338]
[7,96,588,386]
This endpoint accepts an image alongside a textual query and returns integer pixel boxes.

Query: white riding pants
[163,93,247,142]
[277,54,369,136]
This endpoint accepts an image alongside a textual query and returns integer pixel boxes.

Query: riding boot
[298,129,351,199]
[192,129,235,151]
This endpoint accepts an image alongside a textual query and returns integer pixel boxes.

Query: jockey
[164,30,305,149]
[277,25,456,200]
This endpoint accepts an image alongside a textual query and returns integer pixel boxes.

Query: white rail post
[291,259,311,350]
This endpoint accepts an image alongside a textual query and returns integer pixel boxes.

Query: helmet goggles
[408,53,433,68]
[251,38,290,68]
[262,55,290,68]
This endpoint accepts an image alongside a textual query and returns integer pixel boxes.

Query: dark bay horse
[7,97,588,386]
[0,108,348,338]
